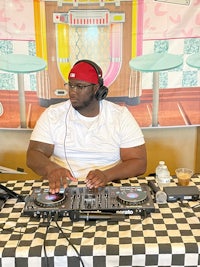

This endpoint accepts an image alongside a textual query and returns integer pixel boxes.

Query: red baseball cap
[68,61,102,84]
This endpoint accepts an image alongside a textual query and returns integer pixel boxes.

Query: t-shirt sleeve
[120,107,145,148]
[30,108,54,144]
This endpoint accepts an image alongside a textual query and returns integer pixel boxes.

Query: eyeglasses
[64,83,94,91]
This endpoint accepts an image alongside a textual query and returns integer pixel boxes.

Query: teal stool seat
[186,54,200,69]
[0,54,46,128]
[129,53,183,127]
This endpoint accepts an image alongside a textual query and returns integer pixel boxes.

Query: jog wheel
[35,192,65,208]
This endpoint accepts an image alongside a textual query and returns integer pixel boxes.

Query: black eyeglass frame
[64,82,95,90]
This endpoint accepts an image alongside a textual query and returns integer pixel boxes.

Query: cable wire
[55,220,85,267]
[63,103,77,179]
[43,221,51,267]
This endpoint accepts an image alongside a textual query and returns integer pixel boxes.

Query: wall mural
[0,0,199,129]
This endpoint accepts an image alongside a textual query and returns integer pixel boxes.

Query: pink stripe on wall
[104,23,122,86]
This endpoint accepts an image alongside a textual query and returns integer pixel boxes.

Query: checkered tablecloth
[0,176,200,267]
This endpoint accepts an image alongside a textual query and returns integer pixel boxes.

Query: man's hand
[85,169,108,189]
[48,167,77,194]
[26,141,78,193]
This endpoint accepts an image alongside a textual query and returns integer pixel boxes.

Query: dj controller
[23,184,155,221]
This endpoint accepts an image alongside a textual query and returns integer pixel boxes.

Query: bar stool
[0,102,3,117]
[186,54,200,69]
[0,54,46,128]
[129,53,183,127]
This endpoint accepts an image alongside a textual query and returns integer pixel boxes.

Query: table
[129,53,183,127]
[0,54,46,128]
[186,53,200,69]
[0,176,200,267]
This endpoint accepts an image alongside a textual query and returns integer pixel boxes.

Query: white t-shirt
[30,100,145,179]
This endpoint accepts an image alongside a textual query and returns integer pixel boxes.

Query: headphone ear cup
[95,85,108,100]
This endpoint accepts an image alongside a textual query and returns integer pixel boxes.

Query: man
[27,60,147,194]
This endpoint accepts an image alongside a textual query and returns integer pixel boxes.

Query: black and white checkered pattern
[0,176,199,267]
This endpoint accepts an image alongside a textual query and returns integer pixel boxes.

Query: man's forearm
[103,158,146,183]
[26,150,59,177]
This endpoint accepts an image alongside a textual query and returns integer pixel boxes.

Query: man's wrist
[102,170,113,183]
[44,162,61,177]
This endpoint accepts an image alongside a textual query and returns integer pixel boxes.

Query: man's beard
[73,94,96,111]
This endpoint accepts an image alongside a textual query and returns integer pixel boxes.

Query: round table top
[129,53,183,72]
[186,54,200,69]
[0,54,46,73]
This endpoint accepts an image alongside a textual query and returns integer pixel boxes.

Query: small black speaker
[163,186,199,202]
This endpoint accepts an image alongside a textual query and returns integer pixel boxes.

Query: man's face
[68,79,98,111]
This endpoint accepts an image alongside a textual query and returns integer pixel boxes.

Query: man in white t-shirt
[27,60,147,194]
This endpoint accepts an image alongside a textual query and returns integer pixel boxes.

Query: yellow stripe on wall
[33,0,48,63]
[131,0,138,58]
[56,23,71,82]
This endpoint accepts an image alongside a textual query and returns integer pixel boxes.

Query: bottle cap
[156,191,167,204]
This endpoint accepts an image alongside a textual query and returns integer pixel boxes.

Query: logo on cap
[70,73,76,78]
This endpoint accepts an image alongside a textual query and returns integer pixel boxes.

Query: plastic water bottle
[157,165,170,189]
[155,161,165,181]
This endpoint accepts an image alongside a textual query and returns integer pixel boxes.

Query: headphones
[74,59,108,101]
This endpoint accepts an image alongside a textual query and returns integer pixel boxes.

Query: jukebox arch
[54,9,124,87]
[34,1,143,106]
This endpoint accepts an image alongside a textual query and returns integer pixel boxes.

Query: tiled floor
[0,88,199,129]
[127,88,200,127]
